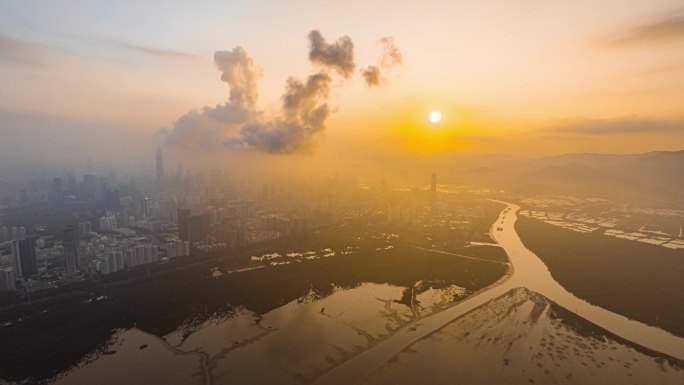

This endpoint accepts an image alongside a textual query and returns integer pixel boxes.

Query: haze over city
[0,1,683,385]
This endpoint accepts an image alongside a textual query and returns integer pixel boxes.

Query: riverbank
[516,216,684,338]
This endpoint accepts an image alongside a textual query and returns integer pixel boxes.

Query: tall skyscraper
[77,221,92,239]
[156,146,164,180]
[52,177,63,202]
[63,225,81,273]
[105,188,120,210]
[82,174,98,200]
[0,268,15,291]
[142,197,150,219]
[188,214,210,243]
[178,208,190,241]
[9,241,20,277]
[10,237,38,278]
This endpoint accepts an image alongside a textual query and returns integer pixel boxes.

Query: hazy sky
[1,0,684,164]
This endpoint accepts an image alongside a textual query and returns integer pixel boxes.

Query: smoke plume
[308,30,355,79]
[361,65,382,87]
[161,30,400,153]
[214,46,260,109]
[160,46,259,148]
[226,73,332,153]
[362,36,403,88]
[378,37,403,69]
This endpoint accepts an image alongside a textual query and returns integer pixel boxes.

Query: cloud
[361,37,403,88]
[0,33,43,66]
[378,37,403,69]
[162,33,343,153]
[308,30,355,78]
[361,65,382,87]
[161,31,400,153]
[603,7,684,47]
[104,39,197,60]
[547,116,684,135]
[214,46,261,109]
[161,46,259,149]
[226,73,331,153]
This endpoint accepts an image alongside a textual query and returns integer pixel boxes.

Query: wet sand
[314,201,684,385]
[362,288,684,385]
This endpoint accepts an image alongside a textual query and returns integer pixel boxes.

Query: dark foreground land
[0,200,507,384]
[516,216,684,338]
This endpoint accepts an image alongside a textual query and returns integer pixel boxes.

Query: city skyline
[0,2,683,384]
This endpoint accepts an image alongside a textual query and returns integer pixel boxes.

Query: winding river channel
[313,201,684,385]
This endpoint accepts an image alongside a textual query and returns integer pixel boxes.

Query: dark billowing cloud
[226,73,332,153]
[361,36,402,88]
[281,73,331,124]
[0,33,43,66]
[361,65,382,87]
[548,116,684,135]
[603,7,684,47]
[162,32,351,154]
[161,31,400,153]
[104,39,196,60]
[308,30,355,78]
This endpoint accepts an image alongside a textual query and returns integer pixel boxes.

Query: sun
[428,110,442,124]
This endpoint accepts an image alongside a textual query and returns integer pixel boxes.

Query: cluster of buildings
[92,242,179,275]
[0,147,370,294]
[0,226,27,243]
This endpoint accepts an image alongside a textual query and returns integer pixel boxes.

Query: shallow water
[313,201,684,385]
[53,201,684,385]
[54,281,466,385]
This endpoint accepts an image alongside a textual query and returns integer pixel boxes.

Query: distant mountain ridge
[446,150,684,202]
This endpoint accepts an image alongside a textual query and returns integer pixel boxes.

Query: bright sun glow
[428,110,442,124]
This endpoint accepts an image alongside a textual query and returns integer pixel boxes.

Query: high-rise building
[187,214,210,243]
[63,225,81,273]
[118,207,129,227]
[0,268,15,291]
[82,174,98,200]
[163,240,190,258]
[105,188,120,210]
[9,241,20,276]
[156,146,164,180]
[10,237,38,278]
[52,177,63,201]
[99,215,118,232]
[127,244,159,267]
[67,175,78,195]
[98,251,125,275]
[142,197,150,220]
[77,221,92,238]
[178,208,190,241]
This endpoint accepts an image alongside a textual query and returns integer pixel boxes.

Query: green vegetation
[516,216,684,338]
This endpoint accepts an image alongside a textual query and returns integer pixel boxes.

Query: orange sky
[1,0,683,159]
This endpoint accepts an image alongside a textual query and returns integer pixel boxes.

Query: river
[313,201,684,385]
